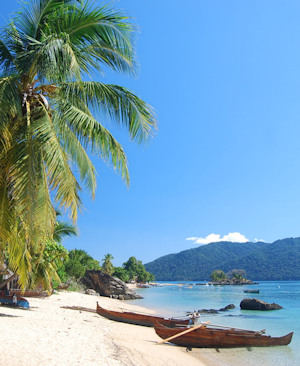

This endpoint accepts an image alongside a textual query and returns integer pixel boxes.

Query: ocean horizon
[128,280,299,366]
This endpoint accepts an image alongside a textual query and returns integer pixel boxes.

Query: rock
[240,298,283,310]
[81,270,143,300]
[199,309,218,314]
[219,304,235,311]
[198,303,236,314]
[198,308,218,314]
[84,289,98,296]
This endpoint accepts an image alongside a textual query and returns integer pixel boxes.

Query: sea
[127,281,299,366]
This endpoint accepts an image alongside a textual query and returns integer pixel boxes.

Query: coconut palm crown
[0,0,156,286]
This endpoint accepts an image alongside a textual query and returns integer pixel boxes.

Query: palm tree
[0,213,77,291]
[102,253,114,275]
[53,210,78,243]
[0,0,156,287]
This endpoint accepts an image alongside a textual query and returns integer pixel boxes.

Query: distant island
[144,237,300,281]
[208,269,256,285]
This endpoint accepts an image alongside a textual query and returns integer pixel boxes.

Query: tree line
[57,250,155,287]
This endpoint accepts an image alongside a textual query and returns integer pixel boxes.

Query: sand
[0,291,211,366]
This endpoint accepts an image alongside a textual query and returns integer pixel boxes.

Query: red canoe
[154,321,293,348]
[96,302,190,327]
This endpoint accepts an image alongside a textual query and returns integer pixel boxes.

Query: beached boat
[8,289,52,297]
[96,302,190,327]
[0,294,29,308]
[154,322,293,348]
[136,283,151,288]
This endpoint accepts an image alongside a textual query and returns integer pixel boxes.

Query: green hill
[144,237,300,281]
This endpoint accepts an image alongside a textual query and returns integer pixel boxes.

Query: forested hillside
[144,237,300,281]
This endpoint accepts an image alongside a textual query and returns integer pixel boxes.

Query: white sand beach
[0,291,213,366]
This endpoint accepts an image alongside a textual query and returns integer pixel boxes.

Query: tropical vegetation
[62,249,101,280]
[56,251,154,286]
[210,269,226,282]
[119,256,155,282]
[0,0,156,289]
[210,269,248,283]
[102,254,114,275]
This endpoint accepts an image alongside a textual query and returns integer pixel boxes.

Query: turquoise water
[128,281,299,366]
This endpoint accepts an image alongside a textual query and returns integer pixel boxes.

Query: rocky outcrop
[81,270,143,300]
[209,279,257,285]
[240,298,283,310]
[219,303,235,311]
[198,303,235,314]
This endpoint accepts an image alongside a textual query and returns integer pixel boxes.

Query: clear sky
[2,0,300,266]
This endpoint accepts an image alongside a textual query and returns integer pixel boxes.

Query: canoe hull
[154,323,293,348]
[96,303,189,327]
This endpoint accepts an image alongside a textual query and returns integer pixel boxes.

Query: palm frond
[61,81,157,143]
[56,122,97,196]
[0,38,15,71]
[32,109,82,221]
[0,75,22,119]
[53,221,78,243]
[53,99,129,184]
[16,0,79,39]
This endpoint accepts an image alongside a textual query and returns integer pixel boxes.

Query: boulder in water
[240,298,283,310]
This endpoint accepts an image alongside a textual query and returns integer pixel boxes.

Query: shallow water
[127,281,299,366]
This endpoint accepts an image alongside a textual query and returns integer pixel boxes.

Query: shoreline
[0,291,210,366]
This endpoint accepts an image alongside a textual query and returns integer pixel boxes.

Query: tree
[0,214,77,290]
[27,239,69,290]
[53,210,78,244]
[64,249,101,280]
[123,256,154,282]
[102,253,114,275]
[0,0,156,287]
[113,267,130,282]
[227,269,247,281]
[210,270,226,282]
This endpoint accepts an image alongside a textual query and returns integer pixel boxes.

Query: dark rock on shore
[81,270,143,300]
[240,298,283,310]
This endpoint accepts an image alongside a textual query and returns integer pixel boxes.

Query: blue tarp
[0,296,29,308]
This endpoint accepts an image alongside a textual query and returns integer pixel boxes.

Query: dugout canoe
[8,289,52,297]
[154,322,293,348]
[96,302,190,327]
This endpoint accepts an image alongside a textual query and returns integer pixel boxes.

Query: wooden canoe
[96,302,190,327]
[154,322,293,348]
[8,289,52,297]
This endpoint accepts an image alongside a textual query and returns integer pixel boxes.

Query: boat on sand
[0,294,29,308]
[154,321,293,348]
[96,302,190,327]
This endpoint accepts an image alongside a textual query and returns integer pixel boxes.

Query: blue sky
[2,1,300,266]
